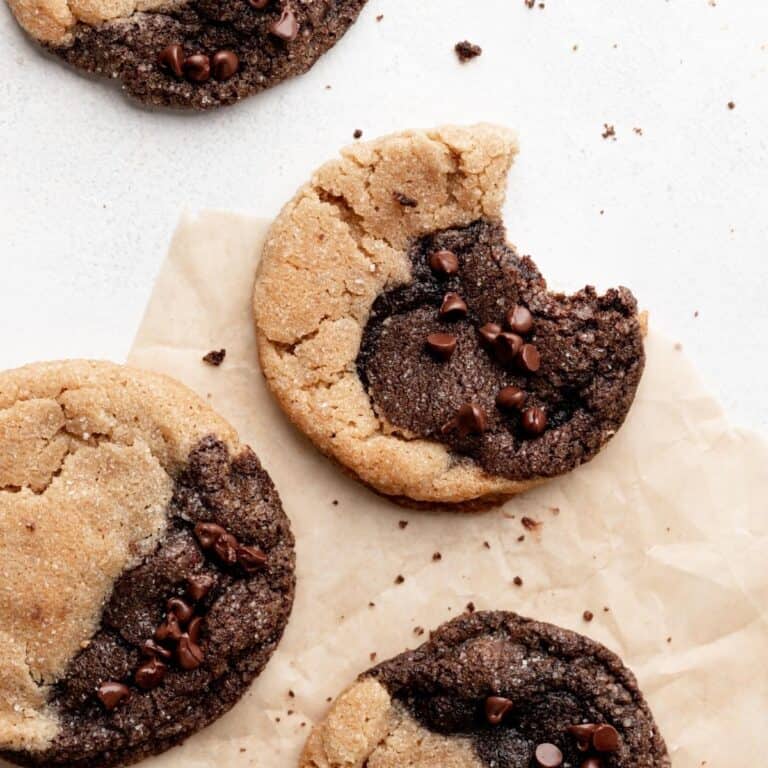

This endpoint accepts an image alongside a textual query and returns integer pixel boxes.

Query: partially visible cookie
[253,125,645,508]
[0,360,295,768]
[302,611,670,768]
[7,0,368,109]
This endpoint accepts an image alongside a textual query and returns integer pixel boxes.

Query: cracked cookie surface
[253,125,645,508]
[0,360,295,768]
[301,611,670,768]
[7,0,368,109]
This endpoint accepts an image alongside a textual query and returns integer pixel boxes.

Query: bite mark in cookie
[301,612,670,768]
[7,0,368,109]
[254,124,644,507]
[0,361,295,768]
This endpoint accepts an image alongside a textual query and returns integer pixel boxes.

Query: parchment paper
[126,211,768,768]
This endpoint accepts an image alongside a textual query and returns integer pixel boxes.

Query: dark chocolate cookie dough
[0,361,295,768]
[302,612,670,768]
[358,219,645,482]
[8,0,368,109]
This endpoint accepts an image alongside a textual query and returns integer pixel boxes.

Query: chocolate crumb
[602,124,616,140]
[398,520,409,529]
[432,552,442,561]
[370,652,377,662]
[513,576,524,587]
[332,500,339,506]
[353,129,363,139]
[289,690,295,698]
[414,626,425,636]
[202,349,226,366]
[521,516,541,531]
[483,541,491,549]
[394,192,418,208]
[727,101,735,110]
[395,575,405,585]
[583,610,594,622]
[634,127,644,135]
[466,602,476,613]
[517,535,525,542]
[455,41,482,62]
[376,14,383,21]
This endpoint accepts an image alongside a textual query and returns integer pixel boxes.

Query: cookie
[7,0,368,109]
[302,611,670,768]
[253,125,645,508]
[0,360,295,768]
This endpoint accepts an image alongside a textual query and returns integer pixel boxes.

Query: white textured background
[1,0,766,430]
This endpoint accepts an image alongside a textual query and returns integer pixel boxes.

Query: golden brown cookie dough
[0,360,295,768]
[253,125,645,508]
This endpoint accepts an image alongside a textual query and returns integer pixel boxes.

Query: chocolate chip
[394,192,418,208]
[506,305,534,334]
[237,544,268,573]
[157,44,184,78]
[167,597,194,624]
[478,322,502,350]
[202,349,226,366]
[213,531,239,564]
[517,343,541,373]
[439,292,468,320]
[495,332,524,364]
[593,724,620,753]
[187,616,204,644]
[429,249,459,276]
[194,522,228,550]
[183,54,211,83]
[568,724,598,752]
[141,639,173,660]
[521,407,547,436]
[155,612,183,643]
[270,6,299,40]
[426,332,457,361]
[534,743,564,768]
[484,696,513,725]
[496,386,527,411]
[186,574,215,602]
[177,634,204,670]
[135,658,167,690]
[211,50,239,82]
[96,681,130,711]
[454,403,487,437]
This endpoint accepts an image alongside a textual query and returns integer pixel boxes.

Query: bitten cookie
[0,360,295,768]
[7,0,368,109]
[302,611,670,768]
[253,125,645,508]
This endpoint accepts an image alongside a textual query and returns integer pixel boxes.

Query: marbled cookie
[7,0,368,109]
[0,360,295,767]
[253,125,645,509]
[302,611,670,768]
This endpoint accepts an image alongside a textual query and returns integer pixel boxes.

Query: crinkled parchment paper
[121,211,767,768]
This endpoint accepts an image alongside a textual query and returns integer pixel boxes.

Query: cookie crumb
[370,652,377,662]
[376,13,383,21]
[202,349,226,366]
[353,129,363,139]
[398,520,409,529]
[521,516,541,531]
[633,127,644,135]
[25,522,36,532]
[455,40,482,62]
[513,576,524,587]
[393,191,418,208]
[414,626,425,636]
[602,123,616,140]
[583,610,594,622]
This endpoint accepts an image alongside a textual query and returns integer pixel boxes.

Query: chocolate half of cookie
[357,219,645,483]
[302,612,670,768]
[8,0,368,109]
[0,361,295,768]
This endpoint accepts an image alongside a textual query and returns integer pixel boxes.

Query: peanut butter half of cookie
[253,125,646,509]
[301,611,670,768]
[6,0,368,109]
[0,360,295,768]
